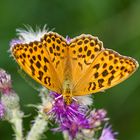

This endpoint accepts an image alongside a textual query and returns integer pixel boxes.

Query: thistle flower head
[44,91,112,140]
[10,39,23,48]
[66,35,71,44]
[0,101,5,119]
[75,95,93,106]
[10,25,48,52]
[0,69,21,121]
[99,125,117,140]
[0,69,12,94]
[88,109,108,128]
[48,92,91,139]
[17,25,48,44]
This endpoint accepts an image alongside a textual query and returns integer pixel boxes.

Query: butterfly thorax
[62,79,73,105]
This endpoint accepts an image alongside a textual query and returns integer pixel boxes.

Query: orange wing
[11,32,68,93]
[69,34,104,87]
[72,49,138,95]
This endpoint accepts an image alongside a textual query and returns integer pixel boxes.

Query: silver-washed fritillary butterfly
[11,32,139,105]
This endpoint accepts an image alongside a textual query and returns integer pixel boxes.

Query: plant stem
[10,109,24,140]
[26,114,48,140]
[63,131,70,140]
[26,88,50,140]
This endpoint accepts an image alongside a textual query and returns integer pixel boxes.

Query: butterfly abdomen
[62,79,73,105]
[62,88,73,105]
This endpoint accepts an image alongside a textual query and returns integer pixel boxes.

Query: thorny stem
[26,88,49,140]
[26,114,48,140]
[10,109,24,140]
[63,131,70,140]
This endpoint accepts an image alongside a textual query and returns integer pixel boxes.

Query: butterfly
[11,32,139,105]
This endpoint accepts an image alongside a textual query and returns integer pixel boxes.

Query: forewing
[69,34,104,87]
[73,49,138,95]
[11,32,68,93]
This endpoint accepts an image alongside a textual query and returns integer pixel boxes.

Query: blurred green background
[0,0,140,139]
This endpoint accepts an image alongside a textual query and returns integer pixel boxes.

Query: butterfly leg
[52,94,63,105]
[54,94,63,101]
[45,95,63,114]
[72,97,78,102]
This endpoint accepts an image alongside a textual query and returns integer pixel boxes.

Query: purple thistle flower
[99,125,117,140]
[66,35,71,44]
[0,102,5,119]
[10,39,23,47]
[88,109,108,128]
[48,92,90,139]
[0,69,12,94]
[46,92,110,139]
